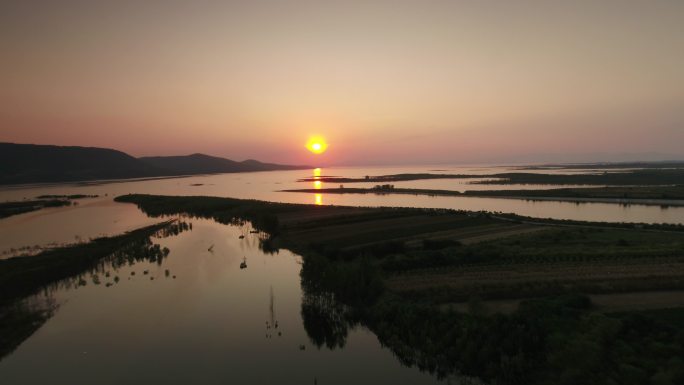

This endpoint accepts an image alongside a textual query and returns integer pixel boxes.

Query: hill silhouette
[139,153,305,174]
[0,143,308,185]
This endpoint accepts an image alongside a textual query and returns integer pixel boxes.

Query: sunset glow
[1,2,683,383]
[1,2,682,164]
[306,137,328,155]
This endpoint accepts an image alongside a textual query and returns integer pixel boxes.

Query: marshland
[2,163,684,384]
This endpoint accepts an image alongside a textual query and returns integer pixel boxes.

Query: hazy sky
[1,1,683,165]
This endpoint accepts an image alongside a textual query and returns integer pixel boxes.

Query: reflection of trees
[0,295,57,361]
[301,290,349,350]
[299,251,353,349]
[0,221,191,363]
[259,238,279,255]
[297,253,486,382]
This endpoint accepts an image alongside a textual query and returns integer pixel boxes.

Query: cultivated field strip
[386,257,684,292]
[284,214,478,246]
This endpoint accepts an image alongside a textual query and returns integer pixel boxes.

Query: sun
[306,136,328,154]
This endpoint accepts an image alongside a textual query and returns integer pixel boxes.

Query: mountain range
[0,143,309,185]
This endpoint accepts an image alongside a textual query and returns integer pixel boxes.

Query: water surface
[0,218,445,384]
[1,165,682,257]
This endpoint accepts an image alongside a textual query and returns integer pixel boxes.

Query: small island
[282,185,684,207]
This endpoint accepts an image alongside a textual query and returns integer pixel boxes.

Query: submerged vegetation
[0,199,72,219]
[35,194,99,199]
[0,297,56,360]
[0,194,99,219]
[0,220,185,304]
[0,219,190,362]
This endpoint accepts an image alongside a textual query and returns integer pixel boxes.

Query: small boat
[240,257,247,269]
[238,235,245,239]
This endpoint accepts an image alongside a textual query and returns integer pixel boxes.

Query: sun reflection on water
[313,168,323,205]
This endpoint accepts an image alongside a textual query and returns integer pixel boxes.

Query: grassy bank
[0,220,177,304]
[0,199,72,219]
[0,195,100,219]
[0,219,190,361]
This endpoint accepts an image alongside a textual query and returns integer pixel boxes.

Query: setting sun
[306,136,328,154]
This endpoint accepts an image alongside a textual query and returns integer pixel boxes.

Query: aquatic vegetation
[297,169,684,186]
[300,290,350,350]
[35,194,98,200]
[0,199,72,219]
[0,221,175,302]
[115,194,285,236]
[0,296,57,360]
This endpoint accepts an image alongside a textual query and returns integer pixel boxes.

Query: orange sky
[1,1,683,165]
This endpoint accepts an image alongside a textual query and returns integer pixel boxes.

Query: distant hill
[0,143,309,185]
[0,143,165,184]
[139,153,306,175]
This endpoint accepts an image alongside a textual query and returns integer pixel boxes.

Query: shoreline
[281,187,684,207]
